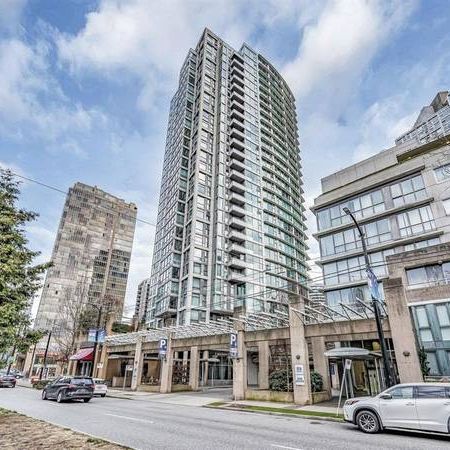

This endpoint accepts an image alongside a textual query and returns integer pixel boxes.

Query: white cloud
[352,95,418,161]
[283,0,417,102]
[0,0,26,33]
[56,0,266,110]
[0,38,109,148]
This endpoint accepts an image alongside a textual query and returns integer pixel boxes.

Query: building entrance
[325,347,384,398]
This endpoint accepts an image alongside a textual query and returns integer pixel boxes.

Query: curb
[16,383,34,389]
[203,404,344,423]
[106,393,135,401]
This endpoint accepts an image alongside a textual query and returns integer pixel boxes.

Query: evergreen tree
[0,169,50,364]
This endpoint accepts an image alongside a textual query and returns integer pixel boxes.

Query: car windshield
[71,378,93,385]
[94,379,105,384]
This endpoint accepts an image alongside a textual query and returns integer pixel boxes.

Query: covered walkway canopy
[324,347,381,360]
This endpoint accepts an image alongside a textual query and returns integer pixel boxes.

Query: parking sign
[229,332,238,358]
[158,338,168,359]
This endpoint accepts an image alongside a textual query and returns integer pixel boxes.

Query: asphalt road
[1,387,449,450]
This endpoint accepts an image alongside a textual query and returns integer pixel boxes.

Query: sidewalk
[16,379,33,388]
[106,387,233,407]
[216,399,338,414]
[224,400,337,414]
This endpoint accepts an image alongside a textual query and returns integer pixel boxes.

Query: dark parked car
[0,372,16,388]
[42,376,94,403]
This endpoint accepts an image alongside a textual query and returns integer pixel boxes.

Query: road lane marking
[105,413,154,424]
[271,445,303,450]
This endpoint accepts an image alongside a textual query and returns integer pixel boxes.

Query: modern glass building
[147,29,308,328]
[35,182,137,332]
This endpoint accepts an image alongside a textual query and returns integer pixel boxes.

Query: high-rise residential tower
[396,91,450,146]
[134,277,151,324]
[35,182,137,332]
[147,29,308,328]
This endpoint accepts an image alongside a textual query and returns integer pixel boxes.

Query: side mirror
[380,393,392,400]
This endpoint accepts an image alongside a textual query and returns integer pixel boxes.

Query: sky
[0,0,449,318]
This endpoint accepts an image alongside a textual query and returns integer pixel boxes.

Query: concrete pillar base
[131,336,144,391]
[189,346,199,391]
[258,341,269,390]
[289,301,312,405]
[160,334,174,394]
[232,326,247,401]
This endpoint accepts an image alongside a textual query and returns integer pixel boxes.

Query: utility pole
[343,207,394,388]
[39,330,52,380]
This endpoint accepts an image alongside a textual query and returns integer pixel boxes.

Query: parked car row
[40,376,108,403]
[344,382,450,435]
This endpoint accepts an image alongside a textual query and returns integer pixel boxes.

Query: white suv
[344,383,450,434]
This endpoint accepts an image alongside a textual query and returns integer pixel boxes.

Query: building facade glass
[147,29,307,327]
[35,183,137,332]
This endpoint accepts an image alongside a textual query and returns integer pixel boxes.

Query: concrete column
[97,343,109,380]
[160,334,174,394]
[93,345,102,378]
[311,336,330,393]
[131,336,144,391]
[384,278,422,383]
[189,346,200,391]
[72,360,78,376]
[202,350,209,386]
[289,301,312,405]
[66,360,72,376]
[257,341,270,390]
[232,322,247,400]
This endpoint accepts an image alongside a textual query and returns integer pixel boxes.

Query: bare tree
[53,287,121,373]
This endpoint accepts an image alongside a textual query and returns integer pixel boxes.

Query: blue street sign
[229,332,238,358]
[366,268,380,301]
[97,329,106,343]
[88,329,97,343]
[158,338,168,359]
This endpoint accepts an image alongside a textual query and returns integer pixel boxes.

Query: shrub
[310,371,324,392]
[269,369,293,392]
[32,379,53,390]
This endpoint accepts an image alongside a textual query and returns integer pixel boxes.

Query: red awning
[69,348,94,361]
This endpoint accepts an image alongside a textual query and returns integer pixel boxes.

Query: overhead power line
[1,168,157,228]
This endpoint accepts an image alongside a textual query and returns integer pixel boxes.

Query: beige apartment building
[312,93,450,380]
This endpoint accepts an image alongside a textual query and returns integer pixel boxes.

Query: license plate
[77,389,88,393]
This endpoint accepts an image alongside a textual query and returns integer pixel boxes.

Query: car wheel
[356,410,380,434]
[83,398,91,403]
[42,390,47,400]
[101,394,106,398]
[56,391,64,403]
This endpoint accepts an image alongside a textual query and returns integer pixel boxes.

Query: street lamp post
[343,207,394,388]
[89,304,103,378]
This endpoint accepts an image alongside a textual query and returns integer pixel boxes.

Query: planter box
[171,384,191,392]
[312,391,331,404]
[138,384,160,392]
[245,389,294,403]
